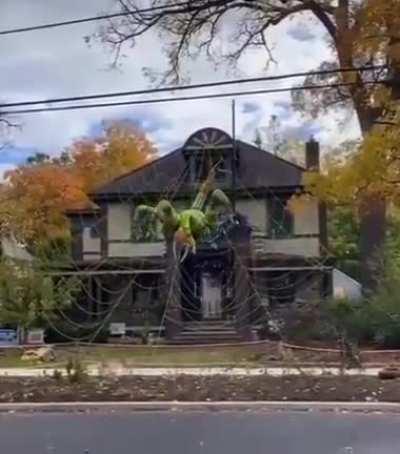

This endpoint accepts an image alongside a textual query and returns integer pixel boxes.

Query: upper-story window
[269,197,294,238]
[214,155,228,181]
[89,222,100,239]
[132,213,161,242]
[191,151,229,183]
[183,128,235,185]
[131,201,165,243]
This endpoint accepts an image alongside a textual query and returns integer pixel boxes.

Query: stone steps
[169,321,242,345]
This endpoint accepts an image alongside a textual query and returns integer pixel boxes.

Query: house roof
[92,128,305,201]
[65,200,100,216]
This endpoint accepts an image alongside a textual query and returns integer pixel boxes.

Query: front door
[201,273,222,319]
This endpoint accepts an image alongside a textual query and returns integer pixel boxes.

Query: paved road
[1,409,399,453]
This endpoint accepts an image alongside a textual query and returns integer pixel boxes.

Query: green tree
[0,261,78,340]
[328,206,360,280]
[326,204,400,282]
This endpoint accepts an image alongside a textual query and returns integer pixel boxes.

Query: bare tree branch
[94,0,337,84]
[0,117,18,129]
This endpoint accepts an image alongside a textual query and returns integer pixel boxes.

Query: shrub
[365,293,400,348]
[65,357,87,384]
[52,368,63,382]
[324,298,375,344]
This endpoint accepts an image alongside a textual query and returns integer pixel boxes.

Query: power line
[0,1,201,36]
[0,65,385,109]
[1,80,388,116]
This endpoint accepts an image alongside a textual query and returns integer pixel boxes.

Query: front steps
[169,320,243,345]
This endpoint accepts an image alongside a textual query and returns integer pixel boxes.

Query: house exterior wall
[69,214,101,262]
[107,202,132,241]
[72,195,322,262]
[333,268,362,301]
[108,241,165,258]
[236,196,320,257]
[105,201,166,258]
[293,197,319,235]
[236,198,267,234]
[82,227,101,261]
[253,237,320,257]
[103,275,164,328]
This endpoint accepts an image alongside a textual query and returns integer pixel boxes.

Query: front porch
[50,252,333,344]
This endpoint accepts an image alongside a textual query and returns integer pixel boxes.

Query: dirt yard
[0,375,399,403]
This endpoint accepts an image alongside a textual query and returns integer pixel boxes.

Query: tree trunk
[356,107,386,293]
[359,195,386,293]
[333,0,387,293]
[354,46,400,292]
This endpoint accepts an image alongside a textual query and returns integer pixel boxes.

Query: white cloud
[0,1,361,174]
[0,163,16,181]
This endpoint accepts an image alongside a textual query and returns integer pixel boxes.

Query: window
[132,206,162,242]
[89,223,100,239]
[269,197,293,238]
[190,151,230,183]
[215,157,228,181]
[194,154,207,181]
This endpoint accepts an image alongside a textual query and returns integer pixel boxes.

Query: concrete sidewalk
[0,365,382,377]
[0,400,399,414]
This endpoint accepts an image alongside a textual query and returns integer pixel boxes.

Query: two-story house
[65,127,333,343]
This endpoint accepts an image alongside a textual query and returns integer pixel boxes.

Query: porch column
[94,276,102,320]
[230,217,254,340]
[164,239,183,339]
[322,268,333,300]
[87,276,94,322]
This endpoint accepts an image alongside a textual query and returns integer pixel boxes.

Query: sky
[0,0,362,177]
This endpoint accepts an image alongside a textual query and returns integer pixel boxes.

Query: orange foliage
[0,165,86,242]
[0,121,157,244]
[71,122,157,192]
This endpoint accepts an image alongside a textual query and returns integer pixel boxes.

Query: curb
[1,401,400,414]
[0,366,382,377]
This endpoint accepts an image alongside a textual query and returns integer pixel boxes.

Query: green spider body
[133,169,232,254]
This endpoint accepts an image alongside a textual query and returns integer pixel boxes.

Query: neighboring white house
[1,236,33,262]
[333,268,362,301]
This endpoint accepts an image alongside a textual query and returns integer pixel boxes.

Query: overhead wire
[1,80,390,116]
[0,65,385,109]
[0,1,205,36]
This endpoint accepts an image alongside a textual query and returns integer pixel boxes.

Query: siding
[293,197,319,235]
[102,196,320,259]
[107,203,132,240]
[82,227,101,254]
[253,237,320,257]
[236,198,267,234]
[108,241,165,258]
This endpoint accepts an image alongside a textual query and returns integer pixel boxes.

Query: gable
[93,148,186,200]
[92,131,304,201]
[236,141,304,189]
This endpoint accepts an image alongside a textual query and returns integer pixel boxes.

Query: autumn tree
[93,0,400,290]
[0,121,157,247]
[71,120,156,192]
[0,164,86,244]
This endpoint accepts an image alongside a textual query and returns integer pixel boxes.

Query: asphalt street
[1,409,399,454]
